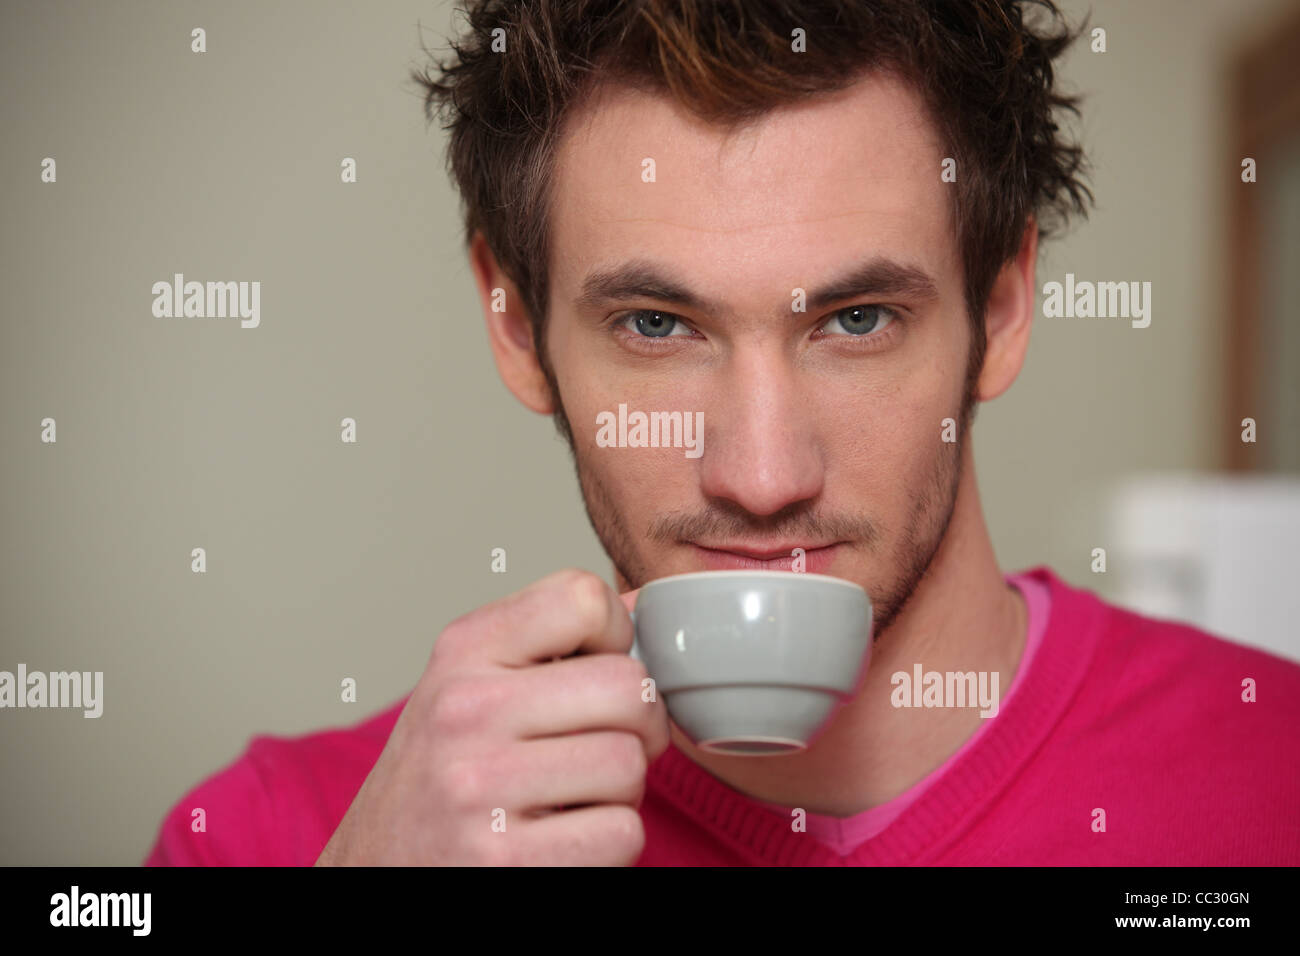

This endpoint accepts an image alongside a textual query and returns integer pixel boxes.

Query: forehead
[548,69,957,310]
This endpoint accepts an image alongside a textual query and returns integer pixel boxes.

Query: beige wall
[979,0,1298,581]
[1,0,1295,864]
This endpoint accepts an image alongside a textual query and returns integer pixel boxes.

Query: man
[146,0,1300,866]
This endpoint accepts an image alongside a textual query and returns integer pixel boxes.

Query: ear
[468,232,555,415]
[975,219,1039,402]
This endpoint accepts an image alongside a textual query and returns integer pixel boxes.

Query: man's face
[542,69,972,638]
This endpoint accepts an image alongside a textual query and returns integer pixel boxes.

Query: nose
[697,348,825,517]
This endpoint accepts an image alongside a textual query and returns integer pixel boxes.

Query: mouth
[689,542,842,573]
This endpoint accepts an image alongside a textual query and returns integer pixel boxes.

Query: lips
[691,542,840,573]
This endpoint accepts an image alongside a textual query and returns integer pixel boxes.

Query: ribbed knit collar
[643,566,1108,865]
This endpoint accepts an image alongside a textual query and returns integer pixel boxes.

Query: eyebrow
[574,256,941,315]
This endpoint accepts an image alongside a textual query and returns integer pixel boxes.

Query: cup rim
[640,569,865,593]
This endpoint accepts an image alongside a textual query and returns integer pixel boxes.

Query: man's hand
[315,569,666,865]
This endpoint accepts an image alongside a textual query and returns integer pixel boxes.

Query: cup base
[698,735,807,756]
[667,684,842,756]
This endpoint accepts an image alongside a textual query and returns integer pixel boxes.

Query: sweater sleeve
[142,744,280,866]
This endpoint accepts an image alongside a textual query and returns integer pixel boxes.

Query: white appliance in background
[1107,473,1300,664]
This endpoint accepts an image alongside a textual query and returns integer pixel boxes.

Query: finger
[488,731,648,813]
[443,569,634,668]
[505,804,645,866]
[503,653,669,757]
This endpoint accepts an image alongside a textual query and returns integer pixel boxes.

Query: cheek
[566,381,705,515]
[812,341,964,517]
[578,442,701,534]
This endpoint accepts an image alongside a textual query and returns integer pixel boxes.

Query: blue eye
[822,304,897,335]
[621,310,691,337]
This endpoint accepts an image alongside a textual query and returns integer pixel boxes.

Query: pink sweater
[748,569,1051,852]
[144,566,1300,865]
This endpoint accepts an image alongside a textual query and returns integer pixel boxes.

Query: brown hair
[413,0,1094,433]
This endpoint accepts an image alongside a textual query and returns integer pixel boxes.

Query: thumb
[618,587,641,616]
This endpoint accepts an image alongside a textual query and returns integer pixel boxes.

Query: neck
[654,443,1028,816]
